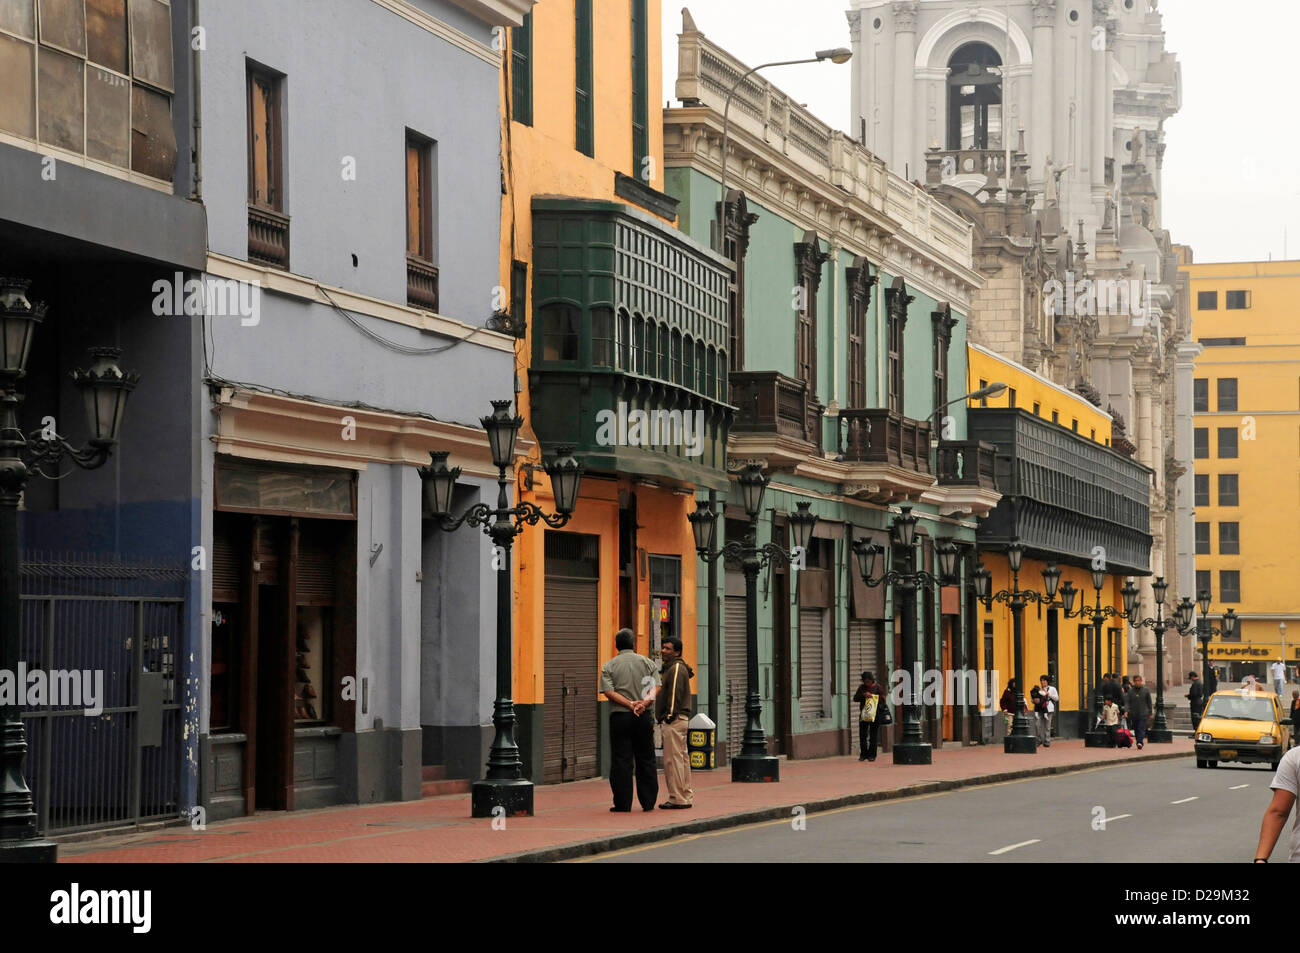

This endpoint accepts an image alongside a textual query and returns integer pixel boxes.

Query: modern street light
[1055,570,1137,746]
[421,400,583,818]
[689,463,816,782]
[1186,590,1237,700]
[1128,576,1192,743]
[852,507,958,765]
[972,541,1061,753]
[714,47,852,251]
[0,278,138,863]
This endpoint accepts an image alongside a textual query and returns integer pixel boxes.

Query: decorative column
[1031,0,1056,185]
[1090,0,1109,195]
[892,1,919,173]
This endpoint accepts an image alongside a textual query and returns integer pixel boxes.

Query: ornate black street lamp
[972,540,1060,753]
[1054,569,1138,746]
[689,463,817,782]
[1186,591,1236,701]
[852,507,958,765]
[0,279,138,863]
[1128,576,1192,743]
[421,400,583,818]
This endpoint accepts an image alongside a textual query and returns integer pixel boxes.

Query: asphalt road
[584,756,1286,863]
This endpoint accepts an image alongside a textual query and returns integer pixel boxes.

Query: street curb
[486,749,1191,863]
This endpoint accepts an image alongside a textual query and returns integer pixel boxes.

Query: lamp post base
[1146,728,1173,744]
[1084,729,1114,748]
[1003,734,1037,754]
[471,778,534,818]
[892,741,932,765]
[0,838,57,863]
[731,754,779,783]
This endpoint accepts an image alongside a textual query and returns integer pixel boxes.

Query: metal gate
[542,570,599,784]
[798,607,826,721]
[724,591,748,758]
[847,619,882,754]
[17,554,187,834]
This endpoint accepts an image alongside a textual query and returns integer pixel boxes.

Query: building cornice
[205,253,517,355]
[368,0,503,64]
[442,0,535,27]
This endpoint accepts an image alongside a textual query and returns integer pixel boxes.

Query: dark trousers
[858,719,879,760]
[609,710,658,810]
[1105,725,1118,746]
[1132,716,1148,747]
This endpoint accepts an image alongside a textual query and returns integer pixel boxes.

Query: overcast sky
[663,0,1300,264]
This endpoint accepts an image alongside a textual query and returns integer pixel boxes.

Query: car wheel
[1208,760,1218,768]
[1196,759,1206,769]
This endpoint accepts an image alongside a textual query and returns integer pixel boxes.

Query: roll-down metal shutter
[543,577,599,783]
[724,592,749,758]
[799,607,826,721]
[847,619,882,753]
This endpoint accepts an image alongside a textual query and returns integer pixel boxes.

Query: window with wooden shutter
[247,63,289,268]
[630,0,648,174]
[574,0,592,157]
[406,130,438,311]
[510,11,532,126]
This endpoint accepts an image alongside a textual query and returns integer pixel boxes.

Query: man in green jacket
[655,636,694,809]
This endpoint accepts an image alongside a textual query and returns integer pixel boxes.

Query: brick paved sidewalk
[59,738,1193,863]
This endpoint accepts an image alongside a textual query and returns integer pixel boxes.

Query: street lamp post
[0,279,138,863]
[1055,570,1137,746]
[1128,577,1191,743]
[714,47,852,252]
[1188,591,1237,700]
[852,507,958,765]
[421,401,583,818]
[689,464,817,782]
[972,541,1060,754]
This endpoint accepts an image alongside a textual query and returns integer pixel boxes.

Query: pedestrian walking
[1000,678,1021,737]
[1033,675,1058,748]
[1186,671,1205,732]
[853,671,887,762]
[599,628,659,813]
[655,636,694,810]
[1254,745,1300,863]
[1101,696,1121,747]
[1272,659,1287,698]
[1125,674,1154,749]
[1121,675,1132,698]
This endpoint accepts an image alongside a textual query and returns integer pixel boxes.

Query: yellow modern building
[1184,260,1300,680]
[499,0,732,782]
[967,343,1138,731]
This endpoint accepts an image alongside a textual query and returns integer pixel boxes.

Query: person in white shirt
[1272,660,1287,698]
[1256,746,1300,863]
[1033,675,1059,748]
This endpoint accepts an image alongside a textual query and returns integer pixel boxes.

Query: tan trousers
[661,714,693,805]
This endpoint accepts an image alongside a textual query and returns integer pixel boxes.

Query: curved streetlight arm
[434,499,573,536]
[696,539,799,571]
[716,56,828,250]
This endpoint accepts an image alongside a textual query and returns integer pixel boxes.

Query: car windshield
[1203,696,1275,722]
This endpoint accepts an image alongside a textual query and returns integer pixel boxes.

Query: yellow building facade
[1184,260,1300,678]
[967,344,1133,722]
[500,0,729,782]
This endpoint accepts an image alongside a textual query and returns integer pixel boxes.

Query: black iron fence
[17,552,188,834]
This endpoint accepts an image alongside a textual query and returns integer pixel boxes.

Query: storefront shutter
[799,607,826,721]
[724,590,748,757]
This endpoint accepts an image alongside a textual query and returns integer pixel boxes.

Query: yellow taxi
[1194,687,1294,770]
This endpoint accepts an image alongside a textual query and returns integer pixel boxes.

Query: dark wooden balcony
[248,205,290,270]
[838,408,932,475]
[730,371,812,444]
[937,440,997,490]
[406,256,440,312]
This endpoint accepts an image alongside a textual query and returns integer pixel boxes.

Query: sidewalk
[60,739,1193,863]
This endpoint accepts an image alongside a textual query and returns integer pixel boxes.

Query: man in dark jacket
[1100,673,1125,718]
[1187,672,1205,731]
[655,637,694,809]
[1125,675,1154,749]
[853,671,888,761]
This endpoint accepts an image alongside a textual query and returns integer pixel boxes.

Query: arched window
[683,335,695,392]
[591,307,614,367]
[705,345,716,401]
[639,314,652,375]
[658,323,670,381]
[947,43,1002,151]
[618,309,631,370]
[696,340,706,394]
[671,329,683,385]
[540,303,580,362]
[717,349,726,402]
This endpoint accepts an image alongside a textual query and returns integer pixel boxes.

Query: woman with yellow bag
[854,671,889,762]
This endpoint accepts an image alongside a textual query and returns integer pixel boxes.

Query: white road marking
[989,838,1041,855]
[1229,784,1250,790]
[1171,796,1199,804]
[1105,813,1132,822]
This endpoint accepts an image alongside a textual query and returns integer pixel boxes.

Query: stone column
[1031,0,1056,184]
[893,1,919,173]
[1091,0,1108,194]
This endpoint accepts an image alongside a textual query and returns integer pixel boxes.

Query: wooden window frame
[794,231,829,402]
[1216,377,1237,413]
[631,0,649,175]
[510,12,532,126]
[405,129,438,311]
[885,278,914,415]
[847,257,876,409]
[574,0,593,157]
[247,62,288,269]
[721,191,757,373]
[1193,377,1208,413]
[931,303,957,426]
[1217,473,1238,507]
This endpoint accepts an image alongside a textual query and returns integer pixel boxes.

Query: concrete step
[421,778,472,798]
